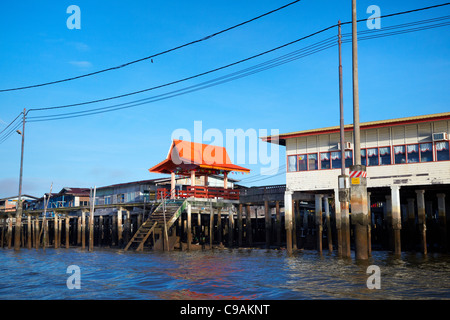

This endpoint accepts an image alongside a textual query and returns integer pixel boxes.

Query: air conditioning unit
[432,132,448,141]
[338,142,352,150]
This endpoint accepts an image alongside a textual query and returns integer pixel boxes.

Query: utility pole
[14,109,26,251]
[337,21,351,258]
[350,0,369,260]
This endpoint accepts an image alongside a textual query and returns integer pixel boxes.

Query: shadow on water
[0,247,449,299]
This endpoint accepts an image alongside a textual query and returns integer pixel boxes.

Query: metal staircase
[124,199,187,251]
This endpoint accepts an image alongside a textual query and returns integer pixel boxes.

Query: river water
[0,248,449,300]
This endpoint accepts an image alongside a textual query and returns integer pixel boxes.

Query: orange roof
[149,139,250,174]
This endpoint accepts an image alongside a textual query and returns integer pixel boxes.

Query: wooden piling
[246,204,252,247]
[65,216,70,249]
[324,196,333,253]
[228,207,234,247]
[54,213,59,249]
[292,200,297,250]
[27,215,32,249]
[1,218,5,248]
[391,186,402,256]
[367,192,372,257]
[407,198,416,250]
[117,208,123,247]
[265,201,271,249]
[81,211,86,249]
[7,216,12,249]
[217,208,222,245]
[238,204,243,247]
[209,202,214,248]
[112,215,117,246]
[276,201,281,246]
[187,203,192,250]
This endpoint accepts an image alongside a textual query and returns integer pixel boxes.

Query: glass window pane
[436,141,449,161]
[367,148,379,166]
[298,154,307,171]
[288,155,297,172]
[345,150,353,168]
[320,152,330,169]
[361,149,367,166]
[407,144,419,163]
[308,154,318,170]
[420,143,433,162]
[379,147,391,165]
[394,145,406,164]
[331,151,341,169]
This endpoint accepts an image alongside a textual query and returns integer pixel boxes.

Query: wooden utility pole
[14,109,26,251]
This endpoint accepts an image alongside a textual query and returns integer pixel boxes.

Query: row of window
[287,141,450,172]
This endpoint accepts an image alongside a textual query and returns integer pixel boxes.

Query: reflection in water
[0,248,449,299]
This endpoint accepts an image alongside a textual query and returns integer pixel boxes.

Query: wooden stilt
[65,217,70,249]
[276,201,281,246]
[1,218,5,248]
[324,196,333,253]
[416,190,427,255]
[27,215,32,249]
[187,203,192,250]
[437,193,447,252]
[246,205,252,247]
[117,208,123,248]
[238,204,243,247]
[228,207,234,247]
[81,211,86,249]
[209,202,214,248]
[54,213,59,249]
[217,208,222,245]
[265,201,271,249]
[7,216,12,249]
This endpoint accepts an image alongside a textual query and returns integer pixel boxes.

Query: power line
[26,14,450,122]
[0,0,303,93]
[25,3,450,114]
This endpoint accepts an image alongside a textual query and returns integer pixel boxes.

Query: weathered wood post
[34,217,39,249]
[77,216,81,246]
[89,187,96,252]
[315,194,323,254]
[284,191,293,254]
[437,193,447,252]
[65,216,70,249]
[228,206,234,247]
[27,214,32,249]
[1,218,5,248]
[81,211,86,249]
[58,215,62,248]
[324,196,333,253]
[112,214,117,246]
[217,208,222,245]
[209,201,214,248]
[117,208,123,247]
[385,194,393,251]
[7,215,12,249]
[416,190,427,255]
[54,212,59,249]
[238,204,243,247]
[264,201,271,249]
[246,204,253,247]
[334,190,342,257]
[407,198,416,250]
[367,192,372,257]
[292,200,297,250]
[98,215,103,247]
[187,203,192,250]
[391,186,402,256]
[275,201,281,246]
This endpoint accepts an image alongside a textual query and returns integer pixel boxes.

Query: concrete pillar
[315,194,323,254]
[407,198,416,250]
[416,190,427,255]
[292,200,297,250]
[350,164,369,260]
[324,196,333,253]
[437,193,447,252]
[385,194,393,251]
[334,189,342,257]
[391,185,402,256]
[284,191,293,254]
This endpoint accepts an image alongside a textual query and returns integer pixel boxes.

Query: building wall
[286,120,450,191]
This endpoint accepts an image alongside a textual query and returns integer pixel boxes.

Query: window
[379,147,391,165]
[436,141,449,161]
[367,148,379,166]
[288,155,297,172]
[308,153,318,170]
[394,145,406,164]
[407,144,419,163]
[105,196,111,205]
[320,152,330,169]
[361,149,367,166]
[420,143,433,162]
[345,150,353,168]
[298,154,307,171]
[331,151,341,169]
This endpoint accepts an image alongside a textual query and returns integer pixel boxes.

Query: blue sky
[0,0,449,197]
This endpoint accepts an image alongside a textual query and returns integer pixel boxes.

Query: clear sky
[0,0,449,198]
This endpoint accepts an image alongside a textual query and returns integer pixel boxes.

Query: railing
[158,186,240,200]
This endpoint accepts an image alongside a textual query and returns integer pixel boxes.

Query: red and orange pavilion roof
[149,139,250,176]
